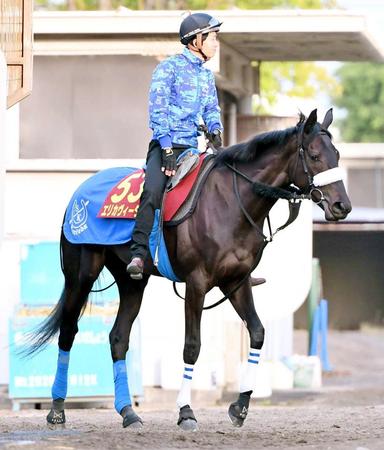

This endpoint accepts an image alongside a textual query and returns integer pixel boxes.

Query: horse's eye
[310,154,320,162]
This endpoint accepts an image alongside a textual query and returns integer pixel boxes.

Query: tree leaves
[332,63,384,142]
[255,61,340,114]
[35,0,337,11]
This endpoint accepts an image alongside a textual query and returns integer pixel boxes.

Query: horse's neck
[232,136,298,222]
[248,136,297,185]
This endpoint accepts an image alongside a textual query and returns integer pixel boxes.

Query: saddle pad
[63,167,139,245]
[149,210,180,282]
[97,169,145,219]
[62,167,180,281]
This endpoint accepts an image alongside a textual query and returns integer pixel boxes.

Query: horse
[26,108,351,431]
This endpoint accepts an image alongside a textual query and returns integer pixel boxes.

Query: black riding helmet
[179,13,222,45]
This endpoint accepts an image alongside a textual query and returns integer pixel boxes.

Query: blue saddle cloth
[63,167,180,282]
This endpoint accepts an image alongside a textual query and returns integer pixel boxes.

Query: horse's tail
[20,232,91,358]
[20,286,68,358]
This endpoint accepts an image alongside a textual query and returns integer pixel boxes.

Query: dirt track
[1,330,383,449]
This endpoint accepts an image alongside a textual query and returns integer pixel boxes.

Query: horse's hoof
[177,405,198,431]
[122,406,143,429]
[228,402,247,428]
[124,419,143,429]
[178,418,198,431]
[46,408,66,428]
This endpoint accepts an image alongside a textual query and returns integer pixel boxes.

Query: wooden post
[0,0,33,109]
[0,50,6,244]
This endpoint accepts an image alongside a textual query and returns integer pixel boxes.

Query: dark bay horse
[28,109,351,430]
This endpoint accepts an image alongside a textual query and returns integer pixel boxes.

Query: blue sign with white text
[9,312,142,399]
[20,242,119,306]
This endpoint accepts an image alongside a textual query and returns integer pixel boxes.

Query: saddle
[96,151,216,225]
[164,152,216,224]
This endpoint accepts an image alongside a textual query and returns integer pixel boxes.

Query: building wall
[20,55,156,159]
[347,167,384,208]
[295,230,384,330]
[236,115,297,143]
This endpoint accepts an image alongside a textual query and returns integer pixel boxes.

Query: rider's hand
[209,129,222,148]
[161,147,177,177]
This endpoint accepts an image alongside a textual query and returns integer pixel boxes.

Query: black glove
[209,129,222,148]
[161,147,177,175]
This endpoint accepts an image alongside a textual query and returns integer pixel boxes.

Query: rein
[174,125,343,310]
[228,162,308,239]
[173,155,311,311]
[173,238,269,310]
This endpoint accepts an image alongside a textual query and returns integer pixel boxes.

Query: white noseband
[313,167,344,187]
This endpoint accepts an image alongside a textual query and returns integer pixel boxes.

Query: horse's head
[291,109,352,221]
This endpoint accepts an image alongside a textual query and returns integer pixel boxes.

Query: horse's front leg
[222,279,264,428]
[176,281,205,431]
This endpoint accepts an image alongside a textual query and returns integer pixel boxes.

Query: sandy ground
[1,330,383,450]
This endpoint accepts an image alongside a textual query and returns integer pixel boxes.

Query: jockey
[127,12,224,279]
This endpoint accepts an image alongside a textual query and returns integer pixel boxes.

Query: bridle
[294,127,344,206]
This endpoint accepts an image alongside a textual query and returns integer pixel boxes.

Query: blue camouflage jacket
[149,47,223,149]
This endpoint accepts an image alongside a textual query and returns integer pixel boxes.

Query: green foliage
[181,0,337,9]
[34,0,337,11]
[332,63,384,142]
[112,0,140,8]
[234,0,337,8]
[253,61,340,114]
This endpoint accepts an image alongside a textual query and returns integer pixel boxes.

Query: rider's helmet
[179,13,222,45]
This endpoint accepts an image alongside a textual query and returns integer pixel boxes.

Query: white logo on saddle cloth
[70,198,89,236]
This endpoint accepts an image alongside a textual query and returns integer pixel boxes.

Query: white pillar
[238,95,253,115]
[228,102,237,146]
[0,50,7,245]
[0,50,9,385]
[264,314,293,361]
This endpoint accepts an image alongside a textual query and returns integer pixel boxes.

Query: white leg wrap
[240,348,261,393]
[176,364,194,408]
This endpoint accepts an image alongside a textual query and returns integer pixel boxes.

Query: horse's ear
[303,109,317,134]
[322,108,333,129]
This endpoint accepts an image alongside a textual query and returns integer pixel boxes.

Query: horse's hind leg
[106,254,148,429]
[221,279,265,427]
[47,240,105,428]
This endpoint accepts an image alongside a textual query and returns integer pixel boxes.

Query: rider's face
[201,32,219,59]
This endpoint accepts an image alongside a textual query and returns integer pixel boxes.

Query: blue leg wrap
[113,360,131,414]
[51,349,70,400]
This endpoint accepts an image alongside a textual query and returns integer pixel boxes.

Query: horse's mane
[216,112,306,165]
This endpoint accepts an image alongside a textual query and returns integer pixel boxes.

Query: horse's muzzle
[328,200,352,221]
